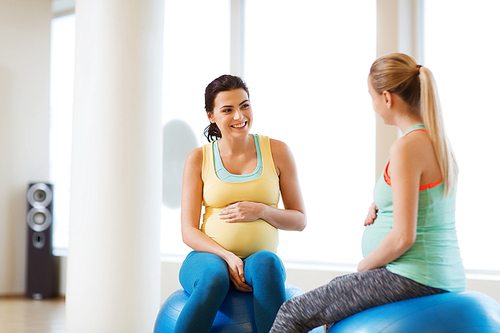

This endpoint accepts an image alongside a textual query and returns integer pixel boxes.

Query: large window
[161,0,377,266]
[423,1,500,273]
[49,1,377,268]
[50,2,500,275]
[50,13,75,251]
[161,0,230,256]
[244,0,376,265]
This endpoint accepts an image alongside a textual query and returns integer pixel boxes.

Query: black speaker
[26,182,56,299]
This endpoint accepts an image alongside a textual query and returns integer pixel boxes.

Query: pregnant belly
[202,208,278,258]
[361,216,392,257]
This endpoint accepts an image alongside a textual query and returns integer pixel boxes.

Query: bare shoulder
[269,138,296,176]
[184,147,203,172]
[269,138,294,161]
[391,131,432,157]
[186,146,203,161]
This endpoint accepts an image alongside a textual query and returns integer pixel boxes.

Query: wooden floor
[0,296,65,333]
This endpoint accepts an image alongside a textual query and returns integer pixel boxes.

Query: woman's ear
[382,90,392,108]
[207,111,214,124]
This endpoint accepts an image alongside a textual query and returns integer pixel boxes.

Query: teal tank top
[361,124,466,292]
[213,134,263,182]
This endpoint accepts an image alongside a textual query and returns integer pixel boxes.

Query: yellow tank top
[201,134,280,258]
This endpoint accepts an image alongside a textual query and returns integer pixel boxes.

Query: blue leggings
[175,250,286,333]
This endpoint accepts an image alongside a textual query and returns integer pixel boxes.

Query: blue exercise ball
[328,291,500,333]
[154,284,323,333]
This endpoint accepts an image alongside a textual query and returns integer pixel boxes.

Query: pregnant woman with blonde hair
[269,53,466,333]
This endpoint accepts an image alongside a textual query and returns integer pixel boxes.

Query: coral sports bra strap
[385,124,443,191]
[403,123,426,136]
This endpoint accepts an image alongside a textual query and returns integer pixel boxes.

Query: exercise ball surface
[328,291,500,333]
[154,284,323,333]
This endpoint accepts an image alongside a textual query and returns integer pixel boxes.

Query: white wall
[0,0,52,295]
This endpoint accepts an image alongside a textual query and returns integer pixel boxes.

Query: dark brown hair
[203,75,250,142]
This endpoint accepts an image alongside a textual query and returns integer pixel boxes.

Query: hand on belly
[218,201,264,223]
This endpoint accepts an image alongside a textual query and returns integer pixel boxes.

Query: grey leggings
[269,268,447,333]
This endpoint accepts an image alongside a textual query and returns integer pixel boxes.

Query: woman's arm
[218,139,307,231]
[181,148,252,292]
[358,138,421,272]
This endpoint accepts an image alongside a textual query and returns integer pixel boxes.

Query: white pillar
[230,0,245,77]
[375,0,423,179]
[375,0,422,178]
[66,1,165,332]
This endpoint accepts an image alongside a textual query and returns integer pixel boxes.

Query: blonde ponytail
[419,66,457,196]
[370,53,457,196]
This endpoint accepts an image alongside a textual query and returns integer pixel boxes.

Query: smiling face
[207,88,252,139]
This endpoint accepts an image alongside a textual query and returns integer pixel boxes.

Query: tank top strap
[203,134,277,183]
[202,142,214,182]
[213,134,263,182]
[258,135,279,179]
[384,124,443,191]
[403,123,426,136]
